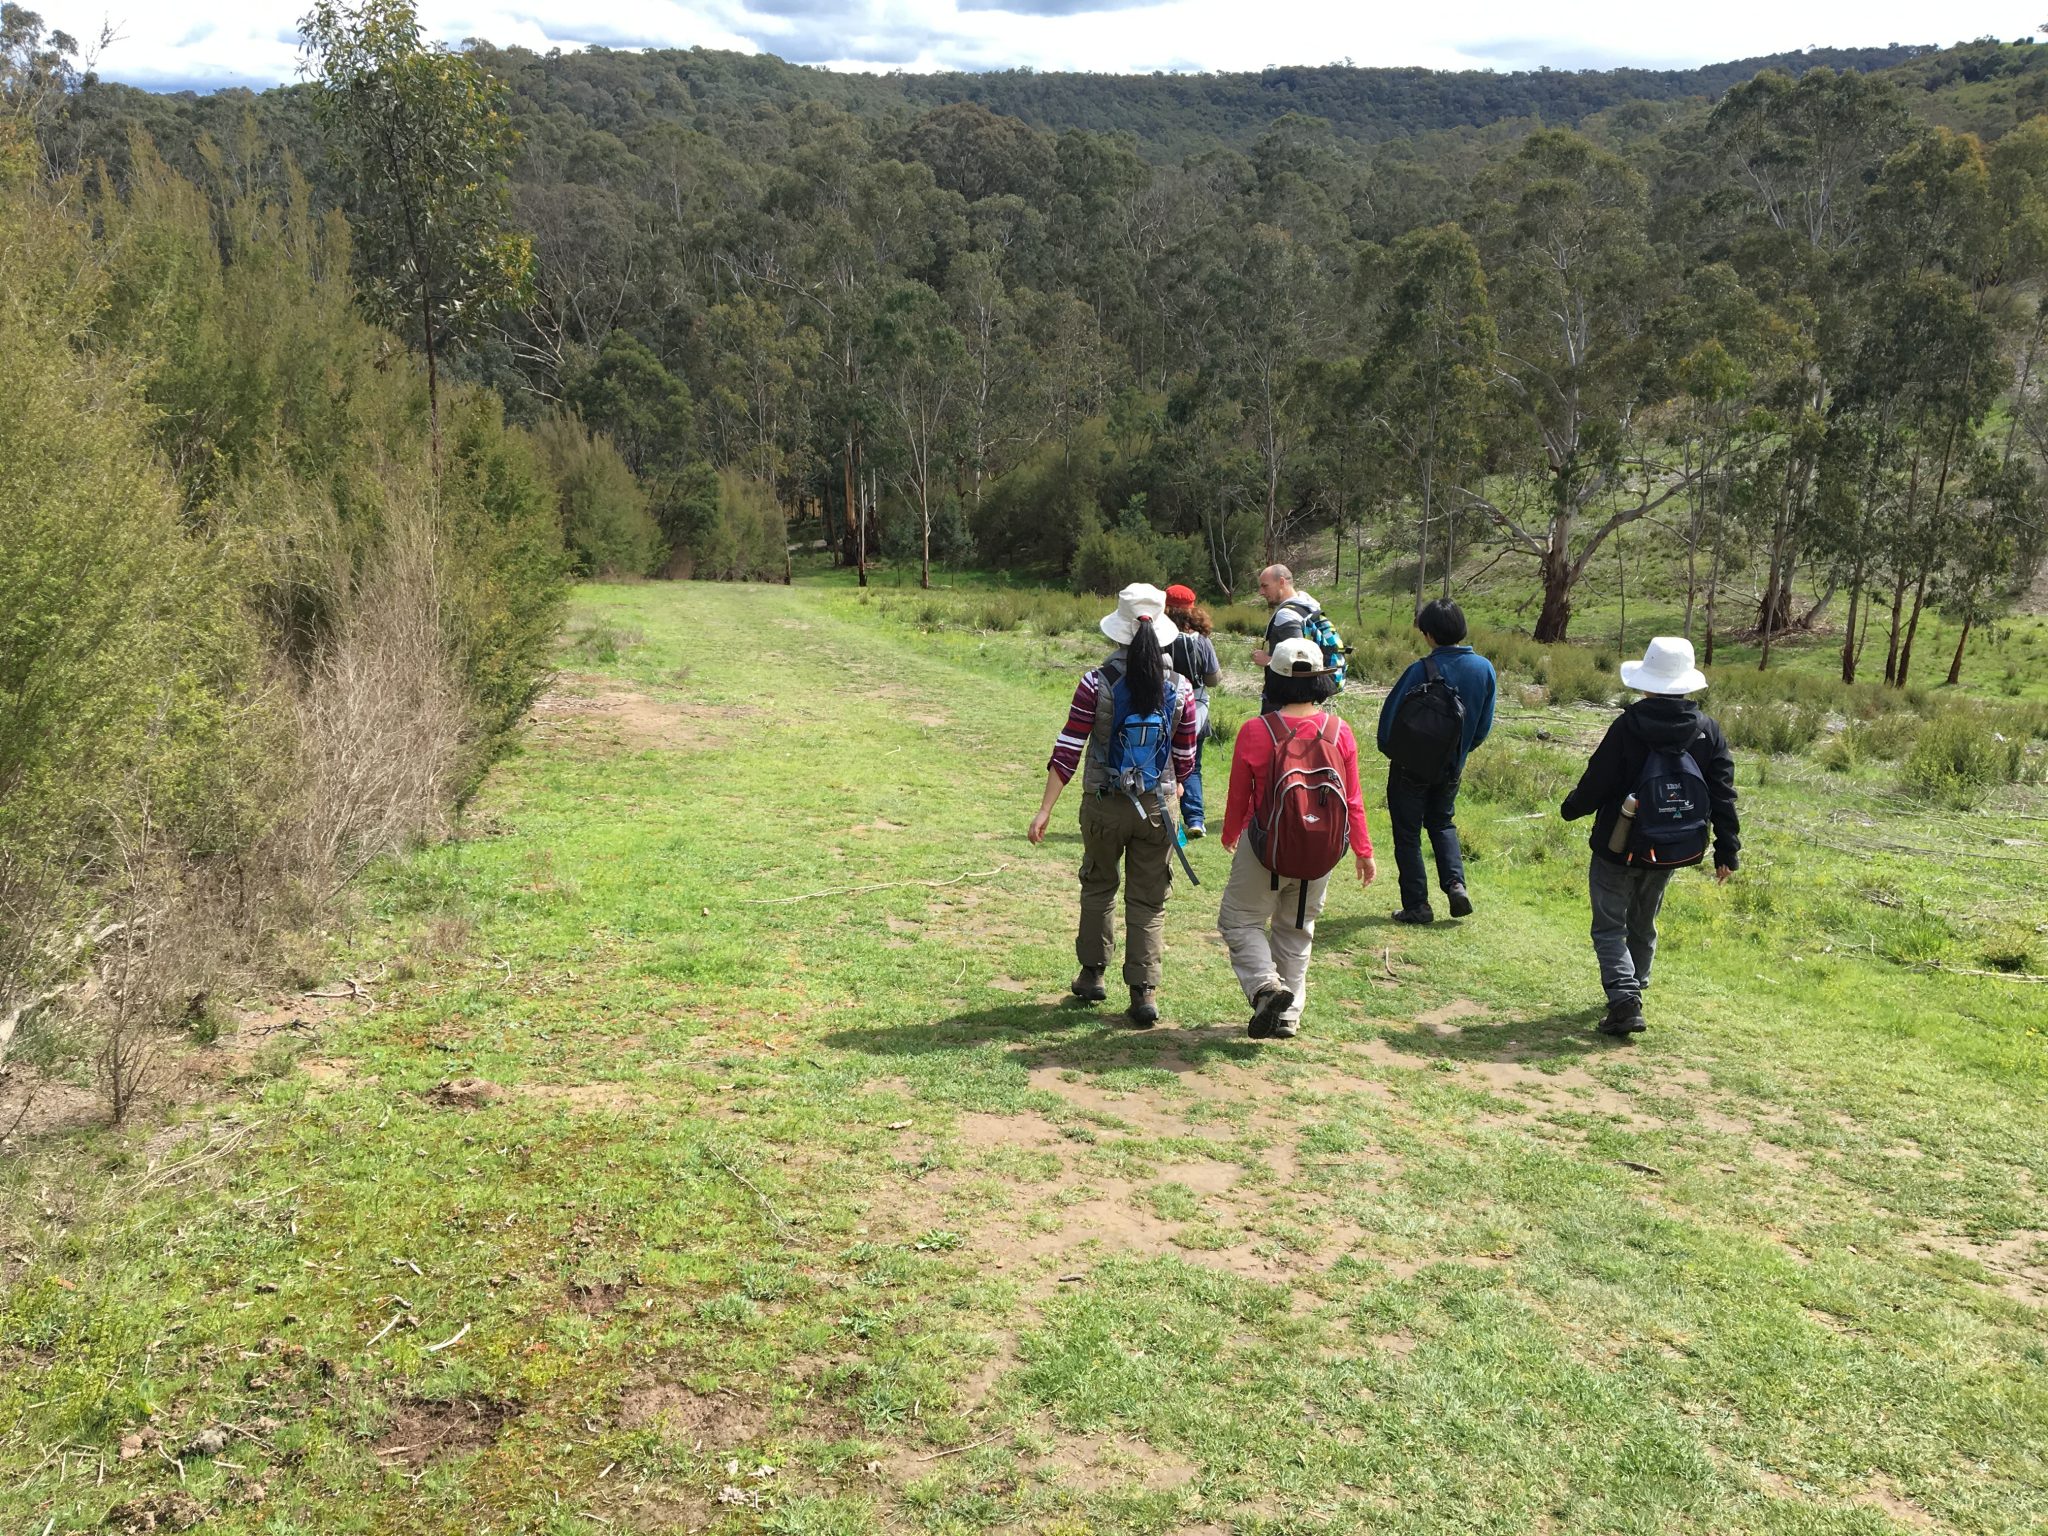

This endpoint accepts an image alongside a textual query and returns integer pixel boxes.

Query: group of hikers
[1026,568,1742,1041]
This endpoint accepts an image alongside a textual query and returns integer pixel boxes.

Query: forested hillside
[41,26,2048,674]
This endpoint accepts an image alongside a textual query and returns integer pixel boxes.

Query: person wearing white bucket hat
[1028,584,1200,1027]
[1560,636,1741,1038]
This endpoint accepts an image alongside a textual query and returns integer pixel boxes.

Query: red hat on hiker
[1164,584,1197,608]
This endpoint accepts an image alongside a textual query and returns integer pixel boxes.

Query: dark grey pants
[1588,856,1674,1006]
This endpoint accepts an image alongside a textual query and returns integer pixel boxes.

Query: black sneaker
[1598,996,1646,1037]
[1446,886,1474,918]
[1127,988,1159,1029]
[1071,967,1107,1002]
[1247,986,1295,1039]
[1392,906,1435,925]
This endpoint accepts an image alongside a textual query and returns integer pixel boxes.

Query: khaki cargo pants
[1076,791,1176,990]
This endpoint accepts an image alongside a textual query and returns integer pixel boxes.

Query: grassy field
[3,578,2047,1535]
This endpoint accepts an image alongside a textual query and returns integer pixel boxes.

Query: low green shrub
[978,594,1022,632]
[1722,702,1826,755]
[1851,712,1923,761]
[1461,743,1579,809]
[1815,730,1859,773]
[1535,648,1615,706]
[1900,711,2023,808]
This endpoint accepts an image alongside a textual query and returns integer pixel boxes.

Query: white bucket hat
[1268,637,1333,676]
[1099,582,1179,650]
[1620,636,1708,696]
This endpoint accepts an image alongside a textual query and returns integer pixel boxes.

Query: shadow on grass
[823,1000,1100,1058]
[823,1001,1267,1070]
[1373,1007,1623,1065]
[1313,913,1412,947]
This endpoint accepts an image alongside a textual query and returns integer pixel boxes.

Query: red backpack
[1248,712,1351,926]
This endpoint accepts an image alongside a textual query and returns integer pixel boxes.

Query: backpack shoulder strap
[1259,712,1288,750]
[1421,654,1441,685]
[1315,711,1339,745]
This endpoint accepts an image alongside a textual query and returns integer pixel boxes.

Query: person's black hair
[1416,598,1467,647]
[1265,669,1336,707]
[1121,622,1168,714]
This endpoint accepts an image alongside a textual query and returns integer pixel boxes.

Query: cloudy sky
[49,0,2041,95]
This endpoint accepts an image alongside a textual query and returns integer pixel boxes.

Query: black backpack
[1628,747,1711,868]
[1384,656,1465,781]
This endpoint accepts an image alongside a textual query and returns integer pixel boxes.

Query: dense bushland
[0,82,566,1110]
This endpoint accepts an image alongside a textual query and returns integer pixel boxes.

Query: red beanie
[1164,584,1197,608]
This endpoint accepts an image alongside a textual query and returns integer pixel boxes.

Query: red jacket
[1222,711,1373,857]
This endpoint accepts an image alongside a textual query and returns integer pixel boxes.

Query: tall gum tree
[1465,129,1678,643]
[298,0,532,471]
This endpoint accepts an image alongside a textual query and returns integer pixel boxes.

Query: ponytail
[1123,620,1167,716]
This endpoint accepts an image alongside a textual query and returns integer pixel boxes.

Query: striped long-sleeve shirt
[1047,669,1200,786]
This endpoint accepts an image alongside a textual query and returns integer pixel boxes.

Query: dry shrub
[282,499,470,899]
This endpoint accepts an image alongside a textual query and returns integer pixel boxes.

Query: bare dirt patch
[428,1076,502,1109]
[1033,1431,1200,1496]
[1919,1229,2048,1303]
[568,1278,633,1313]
[373,1398,508,1469]
[514,1081,654,1113]
[618,1383,766,1449]
[528,677,756,755]
[0,1068,102,1143]
[1414,999,1490,1033]
[105,1490,212,1532]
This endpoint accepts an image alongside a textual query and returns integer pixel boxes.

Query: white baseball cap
[1268,637,1331,676]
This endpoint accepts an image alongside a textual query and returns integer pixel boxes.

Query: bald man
[1251,565,1328,715]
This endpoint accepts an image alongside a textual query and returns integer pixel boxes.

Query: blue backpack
[1282,600,1348,691]
[1102,662,1182,801]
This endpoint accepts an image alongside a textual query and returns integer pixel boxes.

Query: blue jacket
[1377,645,1497,767]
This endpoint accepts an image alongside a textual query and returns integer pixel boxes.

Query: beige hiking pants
[1217,840,1330,1029]
[1076,791,1175,989]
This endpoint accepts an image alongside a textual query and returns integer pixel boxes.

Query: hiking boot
[1392,905,1435,925]
[1446,885,1474,918]
[1070,967,1108,1003]
[1598,996,1647,1038]
[1127,987,1159,1029]
[1247,985,1295,1039]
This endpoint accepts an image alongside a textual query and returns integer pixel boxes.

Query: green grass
[4,579,2047,1534]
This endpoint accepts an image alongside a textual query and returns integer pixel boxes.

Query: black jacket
[1560,696,1741,870]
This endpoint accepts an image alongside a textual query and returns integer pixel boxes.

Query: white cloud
[50,0,2038,94]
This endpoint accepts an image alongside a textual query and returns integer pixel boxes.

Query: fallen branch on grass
[707,1144,791,1234]
[1921,962,2048,984]
[134,1121,260,1192]
[917,1431,1010,1461]
[740,867,1008,906]
[302,974,379,1009]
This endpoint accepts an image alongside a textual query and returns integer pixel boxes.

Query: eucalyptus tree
[1355,223,1494,606]
[869,282,968,590]
[1936,449,2035,684]
[1204,221,1342,565]
[298,0,533,468]
[1465,129,1680,643]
